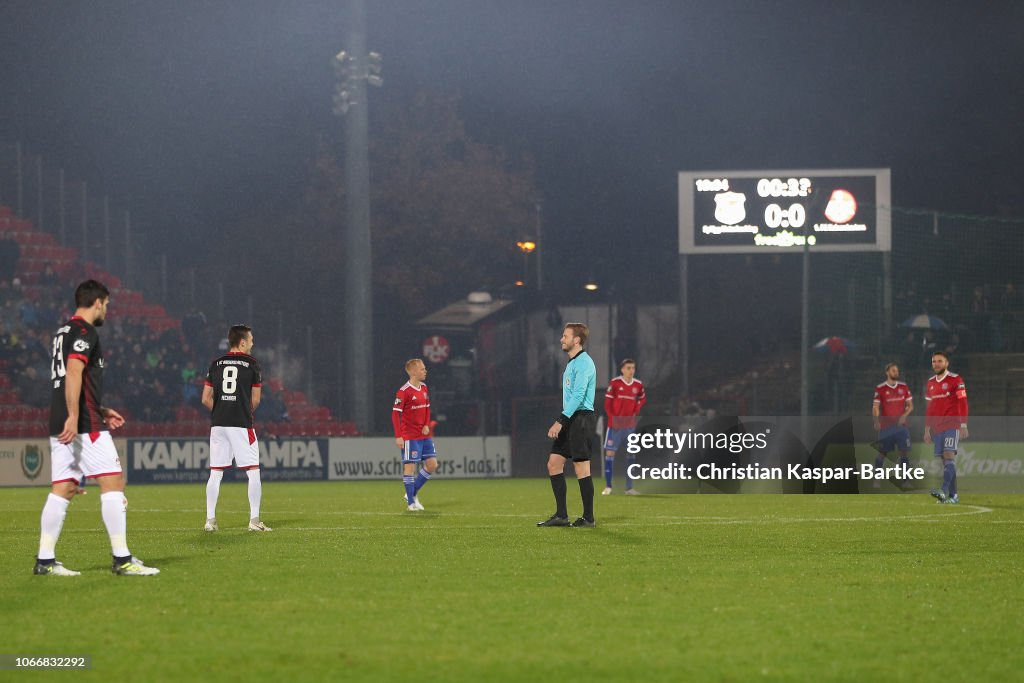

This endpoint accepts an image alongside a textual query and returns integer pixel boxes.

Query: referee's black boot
[536,514,571,527]
[570,517,596,528]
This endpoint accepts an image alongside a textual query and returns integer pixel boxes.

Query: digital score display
[678,168,891,254]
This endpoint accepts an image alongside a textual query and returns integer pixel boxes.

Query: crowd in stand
[0,271,289,425]
[894,280,1024,355]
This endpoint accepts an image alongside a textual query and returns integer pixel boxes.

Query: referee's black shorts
[550,410,596,462]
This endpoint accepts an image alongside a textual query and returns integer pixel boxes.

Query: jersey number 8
[222,366,238,394]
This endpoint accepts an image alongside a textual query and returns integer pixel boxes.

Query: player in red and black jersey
[201,324,270,531]
[35,280,159,577]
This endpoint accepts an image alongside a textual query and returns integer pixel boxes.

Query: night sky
[1,0,1022,302]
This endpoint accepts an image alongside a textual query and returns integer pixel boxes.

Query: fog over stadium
[0,1,1022,427]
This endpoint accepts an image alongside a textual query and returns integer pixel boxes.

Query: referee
[538,322,598,528]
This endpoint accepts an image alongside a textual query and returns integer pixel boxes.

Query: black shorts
[550,410,596,462]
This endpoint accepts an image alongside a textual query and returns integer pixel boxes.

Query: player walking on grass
[924,351,968,504]
[393,359,438,511]
[34,279,159,576]
[602,358,646,495]
[538,323,598,528]
[202,325,271,531]
[871,362,913,489]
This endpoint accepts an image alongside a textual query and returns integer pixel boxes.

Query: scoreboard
[678,168,891,254]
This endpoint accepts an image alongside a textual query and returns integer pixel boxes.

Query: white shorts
[50,432,122,485]
[210,426,260,470]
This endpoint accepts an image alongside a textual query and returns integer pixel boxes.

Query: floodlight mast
[332,0,382,432]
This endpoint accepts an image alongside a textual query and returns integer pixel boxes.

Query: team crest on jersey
[942,383,948,390]
[632,387,638,394]
[73,339,90,352]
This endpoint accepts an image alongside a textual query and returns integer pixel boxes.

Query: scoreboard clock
[678,168,891,254]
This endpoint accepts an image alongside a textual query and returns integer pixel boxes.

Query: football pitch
[3,480,1023,682]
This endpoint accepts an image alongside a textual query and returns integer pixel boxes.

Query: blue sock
[898,454,910,482]
[604,457,614,488]
[414,468,432,494]
[874,455,885,471]
[625,457,637,489]
[403,475,416,505]
[950,466,957,497]
[942,460,955,496]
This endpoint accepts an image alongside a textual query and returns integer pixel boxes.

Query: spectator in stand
[999,283,1024,352]
[254,385,289,423]
[0,231,19,282]
[971,285,989,314]
[999,283,1022,311]
[39,264,60,287]
[15,366,50,409]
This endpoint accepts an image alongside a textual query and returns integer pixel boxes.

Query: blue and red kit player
[602,358,646,495]
[924,351,968,504]
[871,362,914,488]
[392,358,439,511]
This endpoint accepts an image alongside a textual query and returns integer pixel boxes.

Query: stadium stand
[0,204,359,438]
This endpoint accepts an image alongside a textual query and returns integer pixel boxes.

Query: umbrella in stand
[899,314,948,330]
[812,336,854,354]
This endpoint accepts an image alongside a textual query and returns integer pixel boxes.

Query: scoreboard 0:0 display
[678,168,891,254]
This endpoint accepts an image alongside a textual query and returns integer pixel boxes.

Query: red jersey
[604,376,646,429]
[872,381,912,429]
[925,372,968,432]
[391,381,431,440]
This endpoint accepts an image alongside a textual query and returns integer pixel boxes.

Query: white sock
[100,491,130,558]
[247,469,262,520]
[38,493,70,561]
[206,469,224,519]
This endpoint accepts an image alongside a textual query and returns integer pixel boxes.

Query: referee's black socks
[578,475,594,521]
[549,473,568,518]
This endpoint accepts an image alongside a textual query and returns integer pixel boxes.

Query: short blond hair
[405,358,424,374]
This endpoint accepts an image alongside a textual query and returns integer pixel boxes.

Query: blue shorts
[402,438,437,463]
[877,425,911,453]
[932,428,960,457]
[604,428,635,454]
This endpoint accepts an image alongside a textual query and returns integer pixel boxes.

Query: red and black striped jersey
[49,316,106,436]
[205,352,262,428]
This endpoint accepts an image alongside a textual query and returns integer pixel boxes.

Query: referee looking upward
[538,323,598,528]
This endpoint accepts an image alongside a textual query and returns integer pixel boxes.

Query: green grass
[2,481,1023,682]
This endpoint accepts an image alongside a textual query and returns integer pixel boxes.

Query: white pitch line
[0,505,994,533]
